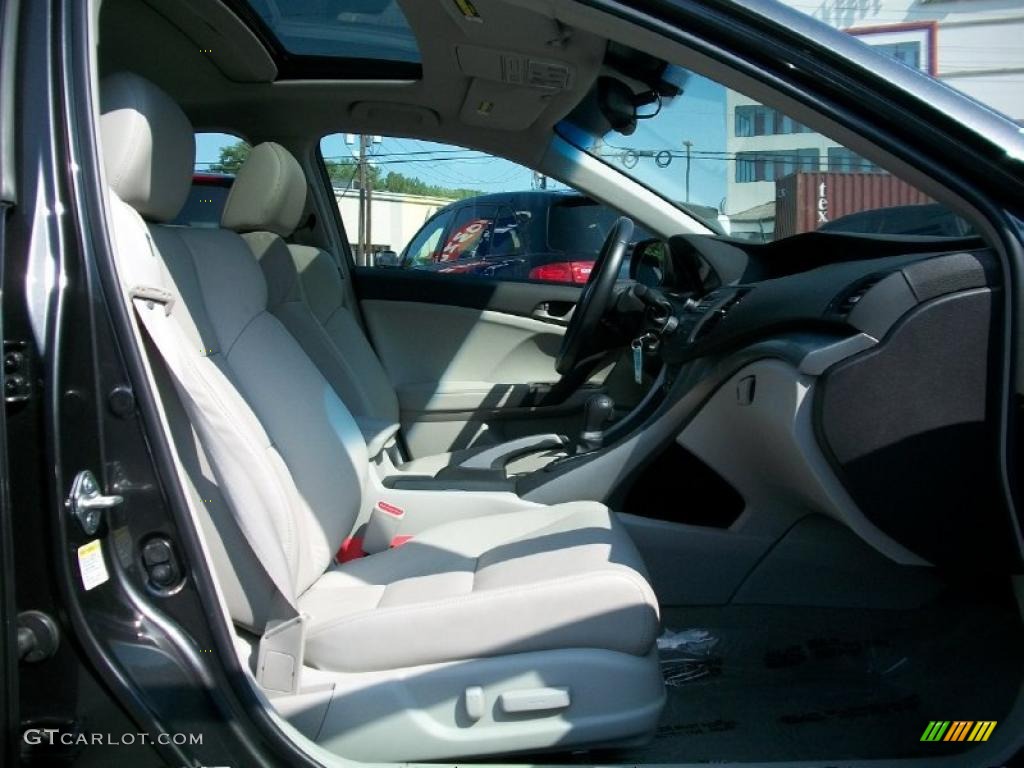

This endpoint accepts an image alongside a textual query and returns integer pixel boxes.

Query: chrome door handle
[532,303,574,324]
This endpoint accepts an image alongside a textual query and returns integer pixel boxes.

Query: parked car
[818,202,976,238]
[393,190,654,283]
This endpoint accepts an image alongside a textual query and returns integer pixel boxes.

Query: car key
[632,333,656,385]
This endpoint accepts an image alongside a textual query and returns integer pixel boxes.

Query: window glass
[735,106,813,137]
[734,148,820,183]
[548,199,653,257]
[245,0,420,62]
[319,135,645,284]
[435,204,526,266]
[872,41,921,70]
[439,205,498,263]
[790,3,1024,122]
[488,207,526,259]
[403,210,453,267]
[562,60,971,242]
[171,133,248,228]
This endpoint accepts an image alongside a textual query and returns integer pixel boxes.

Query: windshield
[561,63,972,243]
[547,198,654,254]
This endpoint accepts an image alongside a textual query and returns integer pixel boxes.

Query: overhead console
[443,0,604,130]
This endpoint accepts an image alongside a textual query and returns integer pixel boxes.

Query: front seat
[220,141,568,477]
[99,72,664,762]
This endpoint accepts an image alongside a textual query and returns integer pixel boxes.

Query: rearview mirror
[375,250,400,267]
[598,77,639,136]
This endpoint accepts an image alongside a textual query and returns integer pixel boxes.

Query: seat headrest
[221,142,307,237]
[100,73,195,223]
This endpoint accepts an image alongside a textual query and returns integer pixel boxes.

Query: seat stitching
[223,308,266,360]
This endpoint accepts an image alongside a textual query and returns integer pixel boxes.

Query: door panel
[355,268,587,457]
[355,266,583,316]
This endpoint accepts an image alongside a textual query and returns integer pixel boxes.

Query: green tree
[324,159,482,200]
[209,141,251,174]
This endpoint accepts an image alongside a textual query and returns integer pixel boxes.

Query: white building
[335,187,454,259]
[725,0,1024,238]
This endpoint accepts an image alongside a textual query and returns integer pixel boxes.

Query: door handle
[532,302,574,324]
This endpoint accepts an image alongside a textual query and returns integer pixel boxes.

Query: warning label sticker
[78,539,109,591]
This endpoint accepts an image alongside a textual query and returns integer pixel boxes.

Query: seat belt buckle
[363,501,406,555]
[256,613,307,696]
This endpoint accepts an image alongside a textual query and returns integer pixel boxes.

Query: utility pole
[683,140,693,203]
[357,134,368,265]
[364,135,373,265]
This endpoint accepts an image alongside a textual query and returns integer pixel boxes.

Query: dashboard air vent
[693,289,747,340]
[832,274,887,318]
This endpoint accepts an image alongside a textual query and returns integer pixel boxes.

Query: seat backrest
[221,142,400,454]
[100,73,368,610]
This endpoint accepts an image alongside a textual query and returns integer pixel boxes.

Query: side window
[172,133,249,228]
[438,205,496,263]
[545,199,655,284]
[403,210,454,267]
[318,134,615,284]
[488,207,526,259]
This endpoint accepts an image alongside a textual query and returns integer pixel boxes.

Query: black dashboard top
[657,245,997,365]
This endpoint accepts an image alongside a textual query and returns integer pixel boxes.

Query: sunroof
[246,0,421,64]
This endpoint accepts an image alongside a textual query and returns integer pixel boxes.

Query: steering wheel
[555,216,634,375]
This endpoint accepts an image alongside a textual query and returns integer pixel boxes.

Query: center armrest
[455,433,569,471]
[383,469,516,493]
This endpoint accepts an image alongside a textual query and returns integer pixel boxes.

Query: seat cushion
[299,502,660,672]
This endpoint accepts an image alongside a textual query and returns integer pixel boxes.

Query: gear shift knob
[580,394,615,451]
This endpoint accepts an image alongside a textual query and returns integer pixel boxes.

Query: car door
[356,261,588,458]
[321,139,616,458]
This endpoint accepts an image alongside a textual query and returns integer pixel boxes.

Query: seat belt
[129,286,306,696]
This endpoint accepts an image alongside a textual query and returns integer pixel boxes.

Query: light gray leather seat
[100,72,664,761]
[220,144,491,471]
[220,142,403,457]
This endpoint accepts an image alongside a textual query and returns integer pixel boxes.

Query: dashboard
[528,232,1005,571]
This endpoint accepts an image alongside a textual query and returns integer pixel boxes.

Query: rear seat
[100,71,664,762]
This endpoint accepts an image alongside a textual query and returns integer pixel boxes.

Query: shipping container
[774,171,933,238]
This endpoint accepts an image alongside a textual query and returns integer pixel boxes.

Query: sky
[193,72,729,211]
[592,74,728,211]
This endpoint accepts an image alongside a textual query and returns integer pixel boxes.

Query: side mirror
[629,238,669,288]
[375,249,400,267]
